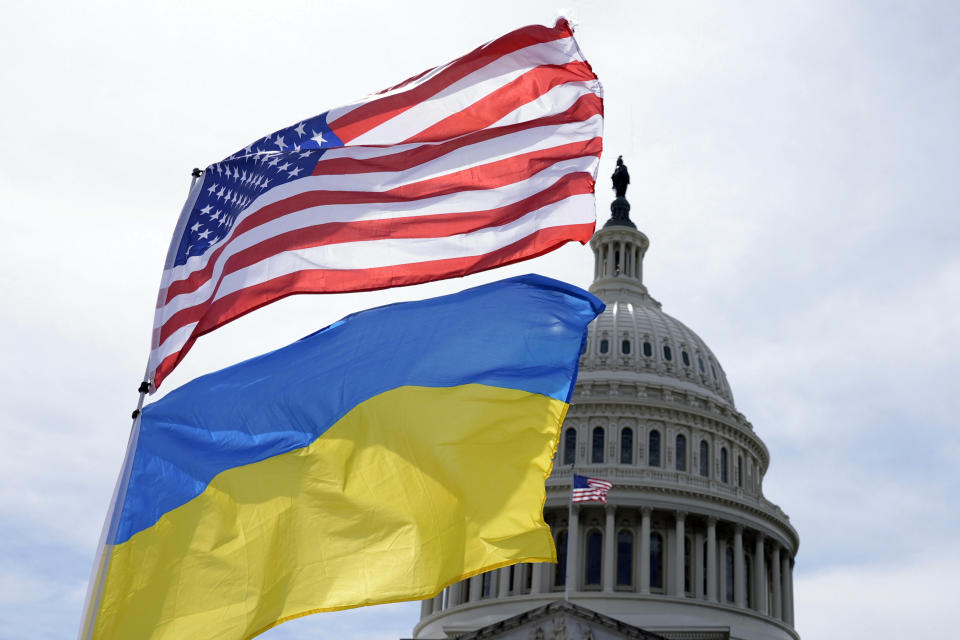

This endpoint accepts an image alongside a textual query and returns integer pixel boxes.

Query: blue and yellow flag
[84,274,604,639]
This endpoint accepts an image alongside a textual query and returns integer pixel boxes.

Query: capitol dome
[412,170,799,640]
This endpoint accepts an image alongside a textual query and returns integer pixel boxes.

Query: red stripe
[328,22,572,143]
[152,222,595,390]
[158,173,593,345]
[163,174,593,335]
[404,62,597,144]
[163,136,602,304]
[314,93,602,176]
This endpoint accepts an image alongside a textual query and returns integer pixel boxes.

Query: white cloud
[796,554,960,639]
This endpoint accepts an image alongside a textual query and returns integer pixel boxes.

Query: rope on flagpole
[78,168,204,640]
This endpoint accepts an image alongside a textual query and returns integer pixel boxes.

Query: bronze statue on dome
[611,155,629,199]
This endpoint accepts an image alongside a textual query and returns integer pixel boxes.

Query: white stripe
[158,116,601,291]
[155,155,598,326]
[147,322,198,376]
[318,83,598,165]
[487,81,598,129]
[348,37,581,146]
[152,192,595,361]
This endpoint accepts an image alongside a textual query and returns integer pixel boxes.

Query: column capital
[674,510,687,521]
[605,503,616,515]
[733,522,744,534]
[706,515,718,526]
[641,506,653,516]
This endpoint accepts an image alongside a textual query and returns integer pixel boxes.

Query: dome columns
[671,511,686,597]
[603,505,616,592]
[639,507,652,593]
[590,227,651,300]
[416,511,798,640]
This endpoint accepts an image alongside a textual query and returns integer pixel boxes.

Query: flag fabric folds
[148,18,604,390]
[85,274,604,640]
[572,474,612,503]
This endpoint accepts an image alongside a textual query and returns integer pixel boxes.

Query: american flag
[147,18,603,391]
[572,474,613,503]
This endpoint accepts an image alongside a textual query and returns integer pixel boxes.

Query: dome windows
[720,447,729,483]
[699,440,710,477]
[585,530,603,586]
[648,429,661,467]
[592,427,605,463]
[676,434,687,472]
[698,356,705,373]
[737,454,744,487]
[650,532,664,590]
[620,427,634,464]
[663,345,673,361]
[617,530,634,587]
[555,530,568,587]
[599,338,610,354]
[681,350,691,367]
[643,341,653,357]
[621,339,631,355]
[563,428,577,465]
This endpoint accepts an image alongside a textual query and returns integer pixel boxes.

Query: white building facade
[413,189,799,640]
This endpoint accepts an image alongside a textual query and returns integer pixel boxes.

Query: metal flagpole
[565,465,574,602]
[78,169,205,640]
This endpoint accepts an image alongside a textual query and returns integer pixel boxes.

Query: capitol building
[410,164,800,640]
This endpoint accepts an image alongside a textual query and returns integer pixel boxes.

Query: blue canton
[173,112,344,267]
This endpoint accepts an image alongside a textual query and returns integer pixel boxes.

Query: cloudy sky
[2,1,958,638]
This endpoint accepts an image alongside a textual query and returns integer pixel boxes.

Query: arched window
[650,532,664,590]
[555,530,568,587]
[481,571,492,598]
[648,430,661,467]
[675,434,687,471]
[622,339,631,355]
[663,345,673,361]
[725,546,735,602]
[710,362,718,379]
[684,536,693,594]
[592,427,605,463]
[585,530,603,586]
[617,530,633,586]
[745,554,753,608]
[563,428,577,465]
[698,356,705,373]
[737,454,743,487]
[599,339,610,354]
[620,427,633,464]
[699,440,710,477]
[643,341,653,357]
[721,447,729,483]
[681,350,691,366]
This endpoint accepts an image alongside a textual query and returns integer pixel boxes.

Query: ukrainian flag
[83,274,603,640]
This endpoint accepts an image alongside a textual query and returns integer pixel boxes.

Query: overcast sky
[2,1,958,639]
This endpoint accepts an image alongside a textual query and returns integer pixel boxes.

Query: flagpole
[565,464,574,602]
[77,169,204,640]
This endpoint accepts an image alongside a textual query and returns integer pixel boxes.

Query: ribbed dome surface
[581,294,735,408]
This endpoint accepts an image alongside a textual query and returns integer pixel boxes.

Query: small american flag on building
[572,474,612,503]
[146,17,603,390]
